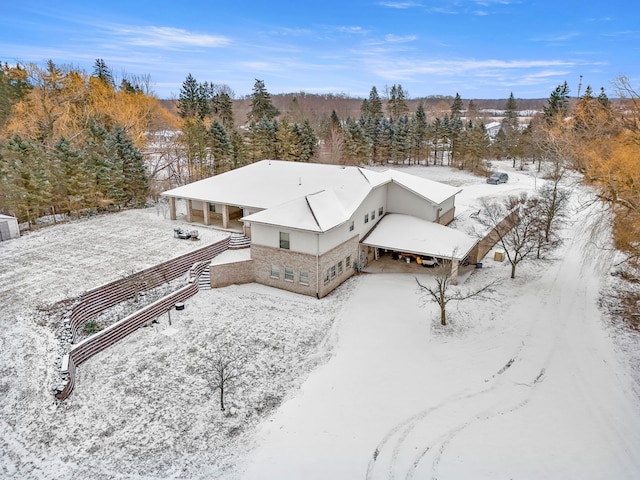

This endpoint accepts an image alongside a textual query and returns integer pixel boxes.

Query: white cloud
[384,34,417,43]
[108,24,231,49]
[377,1,423,8]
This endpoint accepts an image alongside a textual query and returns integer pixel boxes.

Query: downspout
[316,233,320,298]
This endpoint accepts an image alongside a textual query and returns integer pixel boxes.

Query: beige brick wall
[437,207,455,225]
[210,259,255,287]
[252,235,360,298]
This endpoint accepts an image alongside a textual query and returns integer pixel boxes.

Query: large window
[284,267,294,281]
[270,265,280,278]
[279,232,290,249]
[299,271,309,285]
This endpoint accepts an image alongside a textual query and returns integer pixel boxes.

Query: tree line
[2,58,639,277]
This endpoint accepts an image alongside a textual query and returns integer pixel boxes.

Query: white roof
[0,214,16,220]
[162,160,461,233]
[361,213,478,260]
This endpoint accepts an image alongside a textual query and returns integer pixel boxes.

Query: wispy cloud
[335,26,368,35]
[107,24,231,49]
[377,1,423,8]
[530,32,581,42]
[384,34,417,43]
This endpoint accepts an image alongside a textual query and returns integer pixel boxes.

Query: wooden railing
[55,238,230,400]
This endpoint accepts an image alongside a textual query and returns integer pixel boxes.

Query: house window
[209,203,216,213]
[338,261,343,274]
[349,220,354,232]
[324,269,330,284]
[270,265,280,278]
[279,232,290,249]
[284,267,294,282]
[330,265,336,279]
[371,210,375,220]
[299,271,309,285]
[346,255,351,268]
[364,213,369,224]
[378,207,383,216]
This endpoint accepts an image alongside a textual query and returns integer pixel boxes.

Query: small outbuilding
[0,214,20,241]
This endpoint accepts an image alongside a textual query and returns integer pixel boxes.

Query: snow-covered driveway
[240,203,640,479]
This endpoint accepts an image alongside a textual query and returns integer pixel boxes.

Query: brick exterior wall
[210,259,255,287]
[251,235,359,298]
[437,207,455,225]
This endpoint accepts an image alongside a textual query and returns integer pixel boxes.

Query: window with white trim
[349,220,354,232]
[346,255,351,268]
[270,265,280,278]
[364,213,369,224]
[284,267,294,281]
[330,265,336,278]
[378,206,383,216]
[324,268,330,284]
[299,271,309,285]
[338,261,343,274]
[371,210,375,220]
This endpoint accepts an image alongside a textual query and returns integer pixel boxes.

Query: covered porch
[166,197,246,233]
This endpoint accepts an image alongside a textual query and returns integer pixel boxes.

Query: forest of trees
[1,59,639,278]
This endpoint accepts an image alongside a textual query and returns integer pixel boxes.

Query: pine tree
[109,125,148,207]
[543,81,570,123]
[247,79,280,122]
[178,74,207,119]
[362,86,383,120]
[298,120,318,162]
[387,84,409,122]
[92,59,114,86]
[450,93,464,120]
[208,120,231,173]
[213,91,234,129]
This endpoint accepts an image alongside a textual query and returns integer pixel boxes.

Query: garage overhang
[361,213,478,261]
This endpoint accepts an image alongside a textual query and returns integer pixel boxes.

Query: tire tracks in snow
[366,208,588,480]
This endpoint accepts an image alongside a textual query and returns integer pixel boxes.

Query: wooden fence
[55,238,230,400]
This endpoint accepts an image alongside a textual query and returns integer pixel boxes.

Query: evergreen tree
[450,93,464,120]
[0,62,30,129]
[208,120,231,173]
[247,79,280,122]
[362,86,383,120]
[390,116,410,164]
[410,104,428,164]
[543,81,570,123]
[109,125,148,207]
[387,84,409,122]
[298,120,318,162]
[178,74,208,119]
[342,117,370,164]
[213,91,234,129]
[92,58,114,86]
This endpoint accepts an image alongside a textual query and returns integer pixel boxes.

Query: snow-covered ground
[1,161,640,479]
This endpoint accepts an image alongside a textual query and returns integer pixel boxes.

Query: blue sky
[2,0,638,99]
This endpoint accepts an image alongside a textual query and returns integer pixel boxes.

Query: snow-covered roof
[361,213,478,260]
[0,214,16,220]
[388,170,461,205]
[162,160,461,233]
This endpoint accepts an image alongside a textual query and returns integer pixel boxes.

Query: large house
[161,160,478,298]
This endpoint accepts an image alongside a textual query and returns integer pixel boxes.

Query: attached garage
[0,214,20,242]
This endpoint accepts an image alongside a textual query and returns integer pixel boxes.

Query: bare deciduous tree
[479,193,541,279]
[415,257,500,325]
[198,334,249,412]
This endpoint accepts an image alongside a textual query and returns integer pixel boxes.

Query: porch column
[169,197,176,220]
[186,199,193,223]
[222,204,229,229]
[450,259,460,286]
[203,202,211,225]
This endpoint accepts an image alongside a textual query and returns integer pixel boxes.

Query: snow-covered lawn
[1,161,640,479]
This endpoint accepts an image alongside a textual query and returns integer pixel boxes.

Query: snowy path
[239,206,640,479]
